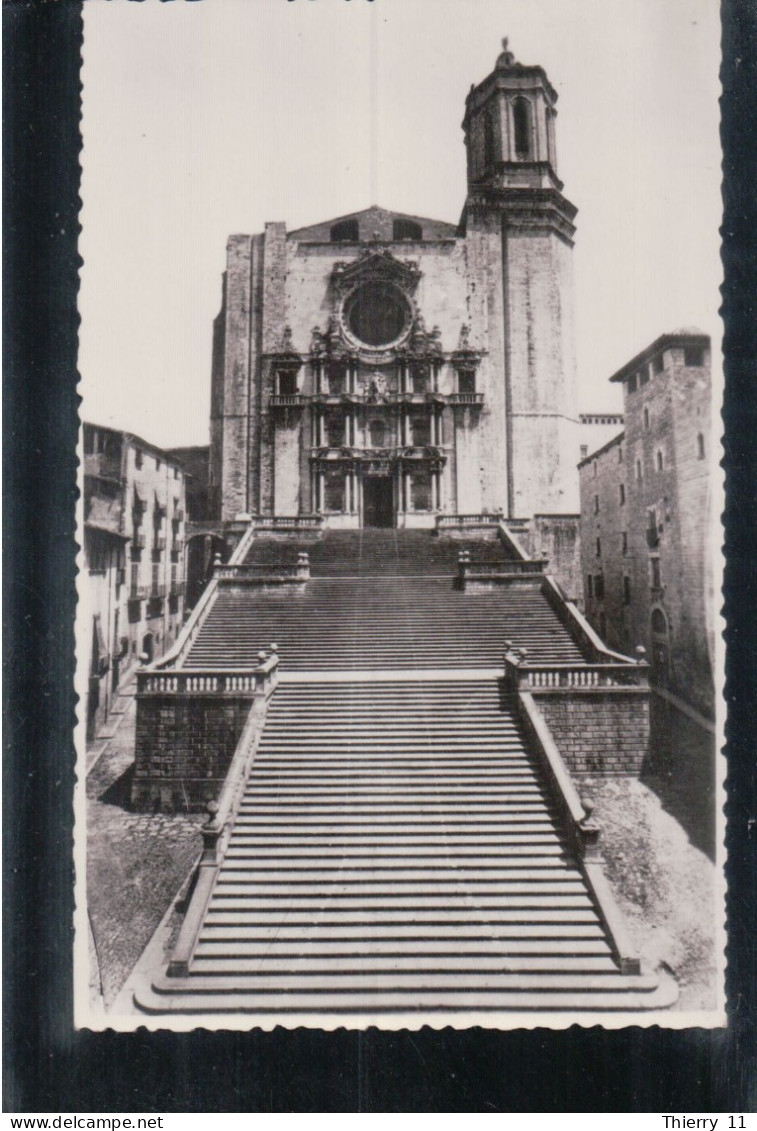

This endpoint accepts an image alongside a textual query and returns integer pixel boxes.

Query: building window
[685,345,705,367]
[410,470,432,511]
[410,416,431,447]
[656,450,664,471]
[393,219,422,241]
[623,575,631,605]
[595,537,601,558]
[621,531,628,555]
[587,575,593,599]
[512,97,532,159]
[595,574,605,600]
[156,457,161,471]
[640,368,649,387]
[580,444,588,459]
[650,556,662,589]
[330,219,359,242]
[627,375,637,395]
[653,354,664,374]
[636,459,643,481]
[484,106,498,168]
[592,461,597,477]
[325,413,345,448]
[174,466,180,480]
[618,444,624,463]
[619,483,625,505]
[697,432,705,459]
[643,407,650,429]
[651,608,667,634]
[134,448,143,469]
[593,494,599,514]
[278,371,298,396]
[646,508,659,548]
[323,467,346,511]
[369,419,387,447]
[458,370,476,395]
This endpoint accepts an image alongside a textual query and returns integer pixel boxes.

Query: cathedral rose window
[343,280,411,348]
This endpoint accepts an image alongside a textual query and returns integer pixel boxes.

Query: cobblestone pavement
[86,699,204,1007]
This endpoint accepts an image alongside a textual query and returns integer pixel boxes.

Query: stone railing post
[200,799,222,866]
[297,551,310,581]
[577,801,601,860]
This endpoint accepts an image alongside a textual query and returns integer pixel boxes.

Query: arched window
[643,407,650,429]
[393,219,422,241]
[513,97,532,159]
[651,608,668,635]
[656,450,664,471]
[484,106,498,169]
[330,219,359,242]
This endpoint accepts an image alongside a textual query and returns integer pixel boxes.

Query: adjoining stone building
[578,331,714,717]
[80,423,188,740]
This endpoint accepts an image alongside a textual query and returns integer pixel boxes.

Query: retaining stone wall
[537,691,649,775]
[132,696,251,812]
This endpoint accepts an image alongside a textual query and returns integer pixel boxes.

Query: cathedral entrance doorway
[363,477,394,528]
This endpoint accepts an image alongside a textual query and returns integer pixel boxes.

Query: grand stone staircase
[134,529,674,1018]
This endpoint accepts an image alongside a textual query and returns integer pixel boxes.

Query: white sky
[79,0,722,449]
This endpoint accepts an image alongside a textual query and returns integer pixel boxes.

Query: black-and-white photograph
[75,0,723,1031]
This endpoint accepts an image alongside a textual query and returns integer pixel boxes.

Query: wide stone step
[194,936,606,954]
[190,959,620,977]
[231,815,558,829]
[203,907,600,924]
[213,881,586,897]
[226,834,562,848]
[138,983,677,1014]
[225,845,565,860]
[153,971,660,993]
[200,922,606,939]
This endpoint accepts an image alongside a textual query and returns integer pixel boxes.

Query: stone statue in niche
[310,326,327,356]
[366,371,388,398]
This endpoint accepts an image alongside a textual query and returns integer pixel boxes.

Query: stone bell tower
[462,39,580,516]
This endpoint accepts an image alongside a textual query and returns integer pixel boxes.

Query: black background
[4,0,756,1113]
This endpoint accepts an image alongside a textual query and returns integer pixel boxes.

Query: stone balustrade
[137,651,279,700]
[250,514,324,531]
[457,555,546,588]
[436,513,502,527]
[503,648,648,692]
[214,553,310,585]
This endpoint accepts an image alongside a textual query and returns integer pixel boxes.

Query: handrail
[497,520,532,562]
[152,521,257,670]
[166,654,278,978]
[517,689,640,974]
[540,573,636,665]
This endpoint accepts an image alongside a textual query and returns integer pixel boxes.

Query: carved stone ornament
[331,248,421,297]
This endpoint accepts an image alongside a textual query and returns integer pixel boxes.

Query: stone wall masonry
[273,413,301,515]
[529,514,582,603]
[503,225,578,516]
[537,691,649,775]
[463,213,509,514]
[219,235,253,520]
[132,695,252,812]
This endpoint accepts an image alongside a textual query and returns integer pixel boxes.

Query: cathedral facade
[210,42,581,528]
